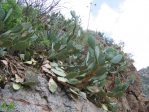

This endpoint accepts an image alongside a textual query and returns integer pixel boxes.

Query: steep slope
[0,1,148,112]
[139,67,149,98]
[0,57,148,112]
[0,68,105,112]
[118,64,147,112]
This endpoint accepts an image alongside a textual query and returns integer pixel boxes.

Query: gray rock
[0,73,105,112]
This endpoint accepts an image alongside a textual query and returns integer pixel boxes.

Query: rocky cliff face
[0,69,105,112]
[139,66,149,98]
[118,64,147,112]
[0,64,148,112]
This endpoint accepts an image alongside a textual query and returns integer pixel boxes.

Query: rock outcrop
[139,66,149,98]
[117,64,148,112]
[0,69,105,112]
[0,65,148,112]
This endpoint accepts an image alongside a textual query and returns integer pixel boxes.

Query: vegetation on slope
[0,0,137,111]
[139,66,149,98]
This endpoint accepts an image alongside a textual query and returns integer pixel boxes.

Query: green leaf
[86,48,95,66]
[55,66,65,72]
[70,11,76,18]
[115,91,124,97]
[97,90,107,97]
[115,77,121,85]
[88,36,95,49]
[11,24,23,33]
[0,37,12,47]
[22,23,32,30]
[87,86,100,93]
[7,102,15,111]
[87,61,96,70]
[48,78,58,93]
[0,21,4,32]
[13,41,29,51]
[0,48,7,57]
[95,46,100,63]
[98,73,107,81]
[1,102,7,109]
[50,62,58,67]
[4,8,13,22]
[68,79,80,84]
[88,47,94,57]
[0,6,5,21]
[79,92,87,99]
[22,81,37,87]
[96,66,107,76]
[105,47,117,60]
[107,91,115,97]
[110,54,123,64]
[98,52,105,65]
[111,79,124,94]
[109,102,119,112]
[85,52,90,65]
[128,74,136,84]
[66,72,79,79]
[121,82,129,91]
[119,61,127,71]
[99,79,106,87]
[51,68,66,77]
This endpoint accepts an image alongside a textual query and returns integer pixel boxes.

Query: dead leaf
[24,58,37,65]
[69,88,79,95]
[57,77,68,83]
[42,63,51,69]
[24,60,32,65]
[58,61,63,65]
[31,58,37,65]
[15,74,24,83]
[0,60,8,67]
[43,60,50,65]
[19,54,25,60]
[102,104,108,111]
[12,83,21,90]
[41,66,55,76]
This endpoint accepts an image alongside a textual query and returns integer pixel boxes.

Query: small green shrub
[0,102,15,112]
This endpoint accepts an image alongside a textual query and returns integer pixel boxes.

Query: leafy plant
[0,0,23,32]
[0,102,15,112]
[0,1,136,111]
